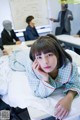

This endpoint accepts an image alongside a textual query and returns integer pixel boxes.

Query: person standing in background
[49,1,73,35]
[25,16,39,40]
[1,20,21,45]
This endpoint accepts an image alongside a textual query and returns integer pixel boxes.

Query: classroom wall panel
[0,0,80,36]
[9,0,49,30]
[0,0,12,37]
[47,0,80,35]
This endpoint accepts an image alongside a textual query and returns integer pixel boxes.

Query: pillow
[66,49,80,67]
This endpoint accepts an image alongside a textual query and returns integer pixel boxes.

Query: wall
[9,0,49,30]
[0,0,12,37]
[70,4,80,34]
[0,0,80,36]
[47,0,60,34]
[47,0,80,35]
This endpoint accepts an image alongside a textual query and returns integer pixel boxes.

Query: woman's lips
[44,66,51,69]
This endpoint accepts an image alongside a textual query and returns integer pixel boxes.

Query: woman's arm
[9,50,56,98]
[54,90,77,119]
[66,90,77,100]
[54,63,80,119]
[27,61,56,98]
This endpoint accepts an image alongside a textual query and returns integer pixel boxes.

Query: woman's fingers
[55,105,69,120]
[55,101,60,109]
[60,111,69,119]
[32,60,38,70]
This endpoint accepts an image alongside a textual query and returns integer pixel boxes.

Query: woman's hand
[3,49,8,55]
[54,91,77,119]
[32,60,49,83]
[54,95,72,119]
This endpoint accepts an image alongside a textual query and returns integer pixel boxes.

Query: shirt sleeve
[68,10,73,20]
[64,63,80,95]
[12,30,19,41]
[26,64,55,98]
[54,11,60,22]
[9,50,28,71]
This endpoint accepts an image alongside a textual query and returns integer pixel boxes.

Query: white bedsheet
[0,49,80,120]
[2,67,80,120]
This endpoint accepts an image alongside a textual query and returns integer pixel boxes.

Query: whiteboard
[9,0,49,30]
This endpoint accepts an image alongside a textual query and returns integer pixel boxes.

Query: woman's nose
[43,57,48,64]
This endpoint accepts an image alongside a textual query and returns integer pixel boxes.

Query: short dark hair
[65,4,68,8]
[26,16,34,24]
[30,34,72,69]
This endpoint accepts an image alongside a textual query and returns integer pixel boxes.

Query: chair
[23,31,27,41]
[55,27,63,35]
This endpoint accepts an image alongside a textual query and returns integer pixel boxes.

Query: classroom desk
[56,35,80,49]
[25,35,80,48]
[25,40,35,46]
[3,41,35,54]
[4,35,80,53]
[26,35,80,49]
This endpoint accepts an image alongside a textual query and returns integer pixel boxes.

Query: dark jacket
[25,25,39,40]
[0,38,4,50]
[54,9,73,34]
[0,46,4,50]
[1,29,19,45]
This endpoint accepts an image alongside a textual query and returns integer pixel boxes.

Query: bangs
[35,48,54,56]
[32,38,57,57]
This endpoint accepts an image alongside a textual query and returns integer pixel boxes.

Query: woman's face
[35,52,57,73]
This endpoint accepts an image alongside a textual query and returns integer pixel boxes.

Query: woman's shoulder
[62,60,77,72]
[58,61,78,83]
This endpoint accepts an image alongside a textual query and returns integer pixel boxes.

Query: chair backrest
[23,31,27,41]
[55,27,63,35]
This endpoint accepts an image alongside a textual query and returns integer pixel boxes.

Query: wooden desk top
[25,40,35,46]
[56,35,80,47]
[4,35,80,54]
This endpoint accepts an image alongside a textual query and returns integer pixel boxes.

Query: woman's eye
[37,56,42,59]
[48,53,53,56]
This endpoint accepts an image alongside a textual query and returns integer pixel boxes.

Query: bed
[1,44,80,120]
